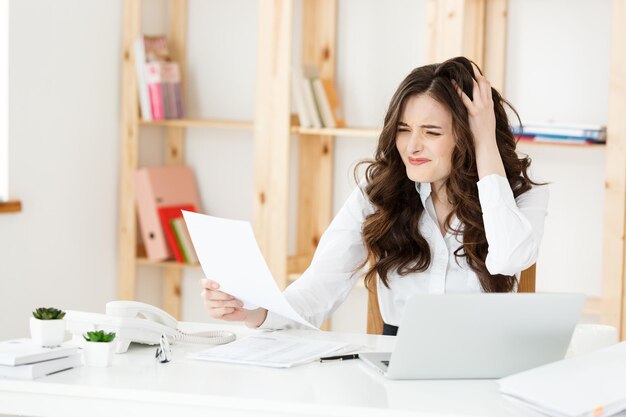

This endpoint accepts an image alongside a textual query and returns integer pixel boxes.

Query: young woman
[199,56,548,335]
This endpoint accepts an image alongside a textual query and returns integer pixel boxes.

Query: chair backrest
[366,264,537,335]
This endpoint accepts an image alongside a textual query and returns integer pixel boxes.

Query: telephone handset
[65,300,236,353]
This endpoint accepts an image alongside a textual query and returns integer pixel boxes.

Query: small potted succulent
[83,330,116,367]
[30,307,66,347]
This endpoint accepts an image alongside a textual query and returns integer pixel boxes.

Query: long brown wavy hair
[356,56,539,293]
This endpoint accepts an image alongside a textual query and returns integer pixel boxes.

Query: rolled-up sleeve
[477,174,549,276]
[259,184,372,330]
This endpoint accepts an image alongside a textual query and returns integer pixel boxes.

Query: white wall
[0,0,8,202]
[505,0,611,298]
[1,0,121,338]
[0,0,612,340]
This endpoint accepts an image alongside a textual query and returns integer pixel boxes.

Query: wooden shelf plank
[136,257,201,269]
[292,126,380,138]
[139,118,254,130]
[0,200,22,213]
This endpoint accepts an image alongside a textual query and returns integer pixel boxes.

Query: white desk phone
[64,301,236,353]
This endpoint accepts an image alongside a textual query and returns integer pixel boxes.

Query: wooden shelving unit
[118,0,625,337]
[118,0,190,317]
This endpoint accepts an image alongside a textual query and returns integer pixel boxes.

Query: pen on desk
[319,353,359,362]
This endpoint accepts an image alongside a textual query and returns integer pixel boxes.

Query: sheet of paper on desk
[187,334,351,368]
[182,211,317,330]
[498,341,626,417]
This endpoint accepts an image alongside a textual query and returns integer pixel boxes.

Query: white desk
[0,322,543,417]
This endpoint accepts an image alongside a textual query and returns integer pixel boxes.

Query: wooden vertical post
[426,0,486,68]
[296,0,337,265]
[462,0,486,68]
[298,0,337,331]
[161,0,188,318]
[483,0,508,93]
[254,0,293,289]
[603,0,626,339]
[117,0,142,301]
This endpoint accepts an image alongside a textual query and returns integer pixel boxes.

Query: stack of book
[0,339,81,380]
[292,65,345,129]
[134,165,201,264]
[134,34,184,121]
[513,122,607,145]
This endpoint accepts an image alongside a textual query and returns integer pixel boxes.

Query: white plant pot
[29,317,66,347]
[83,342,115,367]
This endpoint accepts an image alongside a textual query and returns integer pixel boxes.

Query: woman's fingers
[221,309,248,322]
[203,298,244,309]
[470,62,492,104]
[199,278,220,290]
[202,289,234,302]
[452,79,474,109]
[207,306,247,321]
[198,277,248,322]
[454,77,490,114]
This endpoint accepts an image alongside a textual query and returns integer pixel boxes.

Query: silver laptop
[360,293,585,380]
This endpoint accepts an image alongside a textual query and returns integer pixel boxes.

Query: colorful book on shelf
[133,37,152,121]
[302,66,323,128]
[134,166,202,261]
[161,61,184,119]
[145,62,165,120]
[158,204,197,263]
[142,34,170,62]
[310,77,346,129]
[291,67,311,128]
[516,134,601,145]
[312,78,335,128]
[171,217,198,264]
[321,78,345,128]
[134,34,171,121]
[512,123,606,141]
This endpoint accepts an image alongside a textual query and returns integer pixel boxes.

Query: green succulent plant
[32,307,66,320]
[83,330,116,343]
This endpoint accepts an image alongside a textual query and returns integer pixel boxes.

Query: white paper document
[182,211,317,329]
[187,334,350,368]
[499,341,626,417]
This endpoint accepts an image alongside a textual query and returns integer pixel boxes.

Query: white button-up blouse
[261,174,549,330]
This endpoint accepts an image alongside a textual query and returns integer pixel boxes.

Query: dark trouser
[383,323,399,336]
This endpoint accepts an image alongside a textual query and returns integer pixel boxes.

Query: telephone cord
[171,329,236,345]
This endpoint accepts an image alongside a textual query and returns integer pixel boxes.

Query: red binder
[157,204,196,263]
[134,166,202,260]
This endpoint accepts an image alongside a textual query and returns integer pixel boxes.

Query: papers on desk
[499,341,626,417]
[182,211,317,330]
[187,334,353,368]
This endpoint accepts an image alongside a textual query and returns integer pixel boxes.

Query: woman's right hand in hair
[199,278,268,327]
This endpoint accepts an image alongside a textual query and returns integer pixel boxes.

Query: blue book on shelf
[512,125,606,140]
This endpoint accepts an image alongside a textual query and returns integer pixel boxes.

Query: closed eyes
[396,127,441,136]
